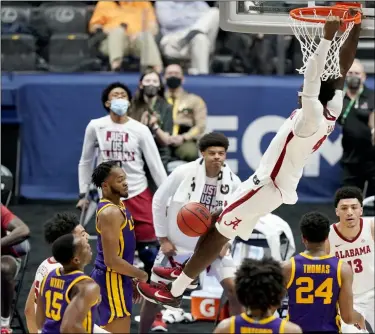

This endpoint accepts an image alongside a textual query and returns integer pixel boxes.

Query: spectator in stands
[155,1,219,75]
[1,204,30,334]
[89,1,163,72]
[128,68,173,170]
[164,64,207,166]
[338,59,375,197]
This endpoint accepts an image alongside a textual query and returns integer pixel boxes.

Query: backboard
[219,1,375,37]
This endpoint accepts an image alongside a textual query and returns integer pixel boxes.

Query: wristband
[78,193,86,199]
[152,125,159,133]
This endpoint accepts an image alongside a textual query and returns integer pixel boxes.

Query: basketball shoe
[151,260,199,289]
[137,282,182,310]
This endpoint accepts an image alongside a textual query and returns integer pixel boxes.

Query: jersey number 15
[296,277,333,304]
[45,290,63,321]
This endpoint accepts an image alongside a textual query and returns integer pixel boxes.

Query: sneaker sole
[151,325,168,332]
[137,285,181,312]
[151,272,198,290]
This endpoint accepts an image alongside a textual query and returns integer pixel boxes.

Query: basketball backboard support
[219,1,375,38]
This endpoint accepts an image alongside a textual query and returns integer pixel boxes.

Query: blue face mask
[110,99,129,116]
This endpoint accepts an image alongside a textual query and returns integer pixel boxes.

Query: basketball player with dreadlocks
[90,161,146,333]
[137,12,363,310]
[214,258,302,334]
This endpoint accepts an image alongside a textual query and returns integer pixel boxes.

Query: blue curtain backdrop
[2,73,374,202]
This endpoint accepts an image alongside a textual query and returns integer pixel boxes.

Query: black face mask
[143,85,159,97]
[166,76,182,89]
[346,76,361,90]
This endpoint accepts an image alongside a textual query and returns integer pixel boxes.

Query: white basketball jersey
[329,218,374,296]
[33,257,61,310]
[254,108,336,204]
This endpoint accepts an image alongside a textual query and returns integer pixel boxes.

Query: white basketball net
[290,8,355,81]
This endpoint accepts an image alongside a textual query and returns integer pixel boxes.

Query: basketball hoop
[289,4,362,81]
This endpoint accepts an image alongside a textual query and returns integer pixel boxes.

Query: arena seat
[48,33,101,72]
[1,34,37,71]
[1,5,32,34]
[42,5,88,34]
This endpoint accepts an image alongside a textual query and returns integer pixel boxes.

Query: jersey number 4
[45,290,63,321]
[296,277,333,304]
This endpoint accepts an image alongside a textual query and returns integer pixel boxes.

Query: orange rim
[290,5,362,24]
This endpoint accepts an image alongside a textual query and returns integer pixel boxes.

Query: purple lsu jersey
[287,253,342,332]
[230,313,287,333]
[91,199,136,325]
[40,268,98,333]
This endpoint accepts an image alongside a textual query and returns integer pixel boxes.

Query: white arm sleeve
[152,167,185,238]
[326,89,344,118]
[295,38,332,137]
[140,128,168,188]
[78,121,97,194]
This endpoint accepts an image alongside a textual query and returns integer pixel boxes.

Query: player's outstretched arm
[60,280,100,333]
[99,206,148,281]
[336,8,362,90]
[24,281,38,333]
[35,285,46,331]
[338,261,366,329]
[213,317,232,333]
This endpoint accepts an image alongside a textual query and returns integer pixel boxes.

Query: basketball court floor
[10,200,337,333]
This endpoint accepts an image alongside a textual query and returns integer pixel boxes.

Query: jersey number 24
[296,277,333,304]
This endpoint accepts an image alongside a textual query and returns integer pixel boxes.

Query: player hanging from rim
[327,186,374,333]
[137,11,363,309]
[36,234,100,333]
[23,213,111,333]
[283,211,365,333]
[90,161,146,333]
[214,257,302,334]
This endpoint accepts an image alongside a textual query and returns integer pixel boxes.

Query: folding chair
[10,242,30,333]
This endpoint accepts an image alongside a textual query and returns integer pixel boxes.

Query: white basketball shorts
[215,178,283,241]
[151,250,236,284]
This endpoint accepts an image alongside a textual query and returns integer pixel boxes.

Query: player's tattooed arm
[338,261,366,329]
[60,280,100,333]
[99,206,148,281]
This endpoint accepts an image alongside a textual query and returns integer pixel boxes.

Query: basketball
[177,203,211,237]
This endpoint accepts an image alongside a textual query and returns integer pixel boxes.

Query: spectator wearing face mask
[128,69,174,170]
[164,64,207,167]
[338,59,375,197]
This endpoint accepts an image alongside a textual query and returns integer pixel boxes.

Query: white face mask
[110,99,129,116]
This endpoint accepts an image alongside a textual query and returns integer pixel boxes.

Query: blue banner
[2,73,374,202]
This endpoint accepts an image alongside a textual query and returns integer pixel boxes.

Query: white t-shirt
[199,177,218,212]
[78,116,167,199]
[33,257,61,309]
[152,161,241,253]
[328,217,374,296]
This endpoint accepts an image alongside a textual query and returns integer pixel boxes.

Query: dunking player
[24,213,90,333]
[137,13,363,308]
[327,186,374,333]
[90,161,147,333]
[214,257,302,334]
[284,212,365,332]
[36,234,100,333]
[78,82,167,280]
